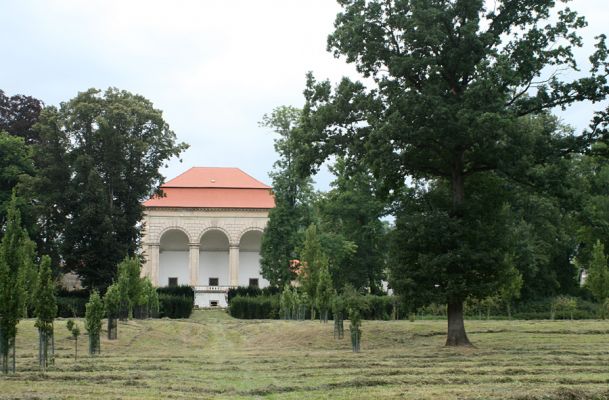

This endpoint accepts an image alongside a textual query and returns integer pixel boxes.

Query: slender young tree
[66,320,80,361]
[299,224,326,320]
[332,292,345,339]
[298,0,609,346]
[585,240,609,317]
[103,283,120,340]
[85,290,104,355]
[34,256,56,372]
[0,192,35,373]
[116,256,143,319]
[316,259,334,323]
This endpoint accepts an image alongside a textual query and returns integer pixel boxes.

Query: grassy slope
[1,311,609,399]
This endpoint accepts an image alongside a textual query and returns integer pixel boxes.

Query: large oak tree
[297,0,609,345]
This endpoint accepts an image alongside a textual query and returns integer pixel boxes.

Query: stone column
[148,244,160,286]
[189,243,200,287]
[229,245,239,287]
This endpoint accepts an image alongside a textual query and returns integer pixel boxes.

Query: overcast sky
[1,1,607,190]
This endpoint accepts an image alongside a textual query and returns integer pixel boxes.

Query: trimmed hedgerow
[158,294,194,319]
[157,285,194,301]
[228,295,280,319]
[56,289,90,317]
[227,286,280,302]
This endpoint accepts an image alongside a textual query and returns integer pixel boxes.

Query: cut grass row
[1,311,609,399]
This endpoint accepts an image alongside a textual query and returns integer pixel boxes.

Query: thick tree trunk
[445,300,472,347]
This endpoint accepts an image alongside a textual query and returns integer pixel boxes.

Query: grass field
[1,311,609,399]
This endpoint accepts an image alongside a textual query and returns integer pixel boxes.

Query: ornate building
[141,167,274,307]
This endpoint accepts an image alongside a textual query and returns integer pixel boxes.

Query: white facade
[141,208,270,308]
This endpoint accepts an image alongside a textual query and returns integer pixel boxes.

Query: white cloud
[0,0,607,190]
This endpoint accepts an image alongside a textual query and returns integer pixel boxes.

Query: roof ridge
[161,166,271,189]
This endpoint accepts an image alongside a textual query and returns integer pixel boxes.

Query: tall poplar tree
[34,256,57,371]
[0,193,35,373]
[298,0,609,345]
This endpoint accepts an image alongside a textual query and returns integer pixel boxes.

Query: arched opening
[239,230,268,288]
[159,229,189,287]
[199,230,230,287]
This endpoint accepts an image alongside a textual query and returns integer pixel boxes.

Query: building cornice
[144,207,272,212]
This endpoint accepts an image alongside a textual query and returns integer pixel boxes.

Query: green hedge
[56,289,90,317]
[159,294,194,318]
[157,285,194,301]
[227,286,280,302]
[57,296,88,317]
[228,295,279,319]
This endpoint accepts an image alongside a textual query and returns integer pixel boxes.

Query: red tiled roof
[163,167,271,189]
[143,167,275,209]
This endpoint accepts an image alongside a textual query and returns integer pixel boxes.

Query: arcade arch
[199,229,230,287]
[159,229,189,287]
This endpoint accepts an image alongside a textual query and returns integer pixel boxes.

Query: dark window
[168,277,178,287]
[249,278,259,288]
[209,277,219,286]
[210,300,219,307]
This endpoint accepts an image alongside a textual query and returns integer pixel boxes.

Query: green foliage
[259,106,314,287]
[279,284,295,320]
[227,286,280,302]
[332,292,345,339]
[116,256,143,318]
[0,131,34,232]
[156,285,195,300]
[585,240,609,305]
[297,0,609,346]
[33,256,56,371]
[228,295,280,319]
[0,192,35,373]
[315,260,333,322]
[84,290,104,355]
[317,159,386,292]
[158,294,193,319]
[66,320,80,361]
[299,224,326,319]
[136,278,159,319]
[56,290,88,318]
[342,285,367,353]
[156,285,194,318]
[31,88,189,290]
[33,256,56,330]
[103,283,121,318]
[551,296,578,320]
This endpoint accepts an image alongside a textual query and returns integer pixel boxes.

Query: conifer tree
[34,256,56,371]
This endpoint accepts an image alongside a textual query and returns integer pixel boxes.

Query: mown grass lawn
[2,311,609,399]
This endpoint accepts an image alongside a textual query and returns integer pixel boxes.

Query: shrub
[361,295,394,320]
[228,295,279,319]
[158,294,193,319]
